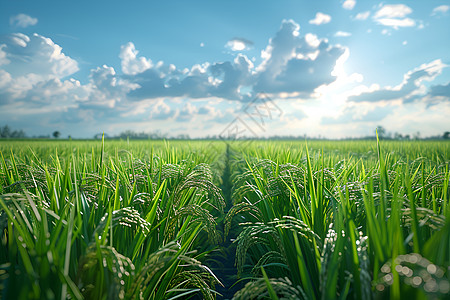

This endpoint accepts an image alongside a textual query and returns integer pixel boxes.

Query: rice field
[0,138,449,299]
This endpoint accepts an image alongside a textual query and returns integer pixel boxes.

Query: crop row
[226,140,449,299]
[0,139,449,299]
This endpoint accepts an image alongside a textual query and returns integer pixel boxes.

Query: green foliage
[0,139,449,299]
[0,140,223,299]
[225,139,450,299]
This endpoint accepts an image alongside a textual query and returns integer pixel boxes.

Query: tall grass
[0,139,225,299]
[226,139,450,299]
[1,138,449,299]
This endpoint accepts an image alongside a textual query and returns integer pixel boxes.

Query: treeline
[0,125,26,138]
[98,129,450,141]
[1,125,449,141]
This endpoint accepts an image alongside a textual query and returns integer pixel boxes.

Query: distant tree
[0,126,26,138]
[115,130,167,140]
[175,134,191,140]
[443,132,450,139]
[53,131,61,139]
[1,125,11,138]
[394,132,403,140]
[11,130,25,138]
[376,125,386,139]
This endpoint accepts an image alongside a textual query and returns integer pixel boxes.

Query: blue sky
[0,0,449,138]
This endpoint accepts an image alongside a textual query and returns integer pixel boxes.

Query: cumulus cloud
[342,0,356,10]
[0,33,139,114]
[429,82,450,98]
[349,60,447,103]
[23,78,88,108]
[373,4,415,29]
[0,33,81,106]
[335,31,352,37]
[88,65,139,107]
[149,100,175,120]
[0,20,347,111]
[10,14,38,28]
[225,37,254,51]
[309,12,331,25]
[119,42,152,75]
[0,33,78,79]
[125,20,345,101]
[176,102,199,122]
[209,54,254,98]
[254,20,345,96]
[0,45,9,66]
[0,21,351,137]
[127,53,253,101]
[0,73,89,111]
[198,104,221,117]
[355,11,370,20]
[432,5,450,16]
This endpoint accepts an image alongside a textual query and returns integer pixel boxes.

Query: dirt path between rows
[210,145,244,300]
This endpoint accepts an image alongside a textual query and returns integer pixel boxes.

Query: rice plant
[1,138,449,299]
[226,138,450,299]
[0,139,224,299]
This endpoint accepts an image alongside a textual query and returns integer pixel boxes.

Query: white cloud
[349,60,447,103]
[0,22,346,120]
[88,20,346,104]
[381,101,450,136]
[0,45,10,66]
[373,4,415,29]
[254,20,345,96]
[176,102,199,122]
[24,78,88,107]
[119,42,152,75]
[200,42,204,47]
[343,0,356,10]
[127,50,254,100]
[0,21,366,137]
[0,70,12,89]
[0,33,78,79]
[309,12,331,25]
[335,31,352,37]
[376,18,415,28]
[88,65,139,107]
[8,33,30,48]
[225,38,253,51]
[427,82,450,106]
[374,4,412,19]
[198,104,223,120]
[0,68,88,108]
[432,5,450,16]
[355,11,370,20]
[320,99,450,138]
[1,19,448,139]
[227,41,246,51]
[305,33,320,47]
[319,59,449,137]
[0,34,135,112]
[10,14,38,28]
[150,100,174,120]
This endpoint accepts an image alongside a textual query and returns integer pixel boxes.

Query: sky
[0,0,449,139]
